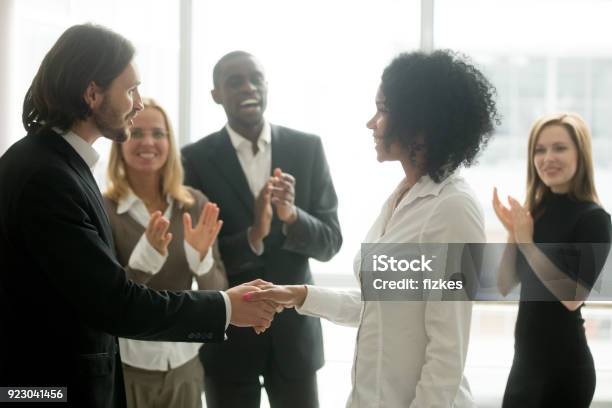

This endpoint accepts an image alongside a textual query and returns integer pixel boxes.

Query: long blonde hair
[105,97,194,208]
[525,112,599,213]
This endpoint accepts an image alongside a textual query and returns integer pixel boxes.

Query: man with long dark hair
[0,24,275,408]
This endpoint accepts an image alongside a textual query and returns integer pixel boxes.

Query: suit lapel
[43,130,116,249]
[209,128,255,214]
[270,125,293,175]
[69,156,116,251]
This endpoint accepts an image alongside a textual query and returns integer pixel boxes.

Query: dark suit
[0,128,227,408]
[182,125,342,406]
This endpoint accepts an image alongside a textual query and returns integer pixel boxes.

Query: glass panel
[11,0,179,187]
[435,0,612,242]
[192,0,421,275]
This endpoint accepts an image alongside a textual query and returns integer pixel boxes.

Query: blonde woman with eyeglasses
[104,98,228,408]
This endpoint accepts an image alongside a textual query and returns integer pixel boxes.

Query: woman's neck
[400,158,423,190]
[126,171,166,213]
[392,159,424,210]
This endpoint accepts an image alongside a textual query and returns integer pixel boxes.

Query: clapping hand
[493,187,515,240]
[249,182,273,248]
[508,196,534,244]
[183,202,223,260]
[270,168,297,224]
[492,188,534,244]
[145,211,173,255]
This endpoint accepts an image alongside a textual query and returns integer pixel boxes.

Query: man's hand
[225,280,277,331]
[244,284,308,309]
[271,168,297,224]
[249,182,273,248]
[145,211,172,256]
[183,202,223,260]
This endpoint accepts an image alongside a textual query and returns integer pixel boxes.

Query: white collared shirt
[54,128,100,169]
[116,190,219,371]
[116,189,214,277]
[226,123,272,254]
[226,122,272,197]
[297,174,485,408]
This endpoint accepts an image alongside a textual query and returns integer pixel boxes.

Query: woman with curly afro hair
[243,50,500,407]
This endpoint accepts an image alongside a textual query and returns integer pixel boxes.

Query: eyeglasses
[130,128,168,140]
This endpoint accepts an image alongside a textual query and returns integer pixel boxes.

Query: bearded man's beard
[94,98,136,143]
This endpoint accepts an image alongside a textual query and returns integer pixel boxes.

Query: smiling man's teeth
[240,99,258,107]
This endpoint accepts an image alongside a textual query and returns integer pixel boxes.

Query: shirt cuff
[128,233,167,274]
[220,291,231,332]
[295,285,339,318]
[295,285,314,315]
[247,227,264,255]
[184,241,214,276]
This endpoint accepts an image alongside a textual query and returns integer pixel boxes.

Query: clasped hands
[225,280,308,334]
[492,187,534,244]
[249,168,297,247]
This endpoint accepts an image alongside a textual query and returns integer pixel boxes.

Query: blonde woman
[104,98,227,408]
[494,113,611,407]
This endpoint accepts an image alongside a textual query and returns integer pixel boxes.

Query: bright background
[1,0,611,406]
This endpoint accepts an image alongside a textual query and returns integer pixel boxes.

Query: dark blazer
[0,128,227,408]
[182,124,342,380]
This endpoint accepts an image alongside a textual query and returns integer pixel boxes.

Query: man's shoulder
[182,128,225,157]
[272,124,321,144]
[0,131,69,182]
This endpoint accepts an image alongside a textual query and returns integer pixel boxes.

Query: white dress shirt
[226,122,272,197]
[226,122,272,254]
[117,190,214,277]
[297,174,485,408]
[59,129,100,169]
[117,191,219,371]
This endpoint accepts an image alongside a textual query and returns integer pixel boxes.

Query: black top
[514,192,611,367]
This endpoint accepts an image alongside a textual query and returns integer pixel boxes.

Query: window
[191,0,421,278]
[11,0,179,186]
[435,0,612,242]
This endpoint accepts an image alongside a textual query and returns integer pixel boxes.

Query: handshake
[225,280,309,334]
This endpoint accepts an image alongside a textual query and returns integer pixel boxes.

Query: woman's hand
[493,187,515,241]
[183,202,224,260]
[145,211,173,256]
[508,196,534,244]
[243,284,308,309]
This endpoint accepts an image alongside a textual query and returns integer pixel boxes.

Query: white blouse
[117,191,214,371]
[298,174,485,407]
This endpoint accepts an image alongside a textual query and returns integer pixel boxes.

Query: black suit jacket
[182,125,342,380]
[0,128,227,408]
